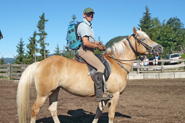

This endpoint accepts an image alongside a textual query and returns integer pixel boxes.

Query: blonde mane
[106,38,129,56]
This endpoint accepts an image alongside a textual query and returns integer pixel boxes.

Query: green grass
[181,54,185,59]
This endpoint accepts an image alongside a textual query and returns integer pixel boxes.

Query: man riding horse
[77,8,112,102]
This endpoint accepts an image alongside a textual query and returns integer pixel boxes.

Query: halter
[109,34,156,73]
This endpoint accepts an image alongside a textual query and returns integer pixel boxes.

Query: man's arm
[82,36,104,50]
[82,36,98,48]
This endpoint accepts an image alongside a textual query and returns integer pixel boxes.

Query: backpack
[66,21,83,50]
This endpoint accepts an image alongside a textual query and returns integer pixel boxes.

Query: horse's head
[128,27,163,56]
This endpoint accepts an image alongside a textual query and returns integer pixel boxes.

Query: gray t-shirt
[77,18,95,43]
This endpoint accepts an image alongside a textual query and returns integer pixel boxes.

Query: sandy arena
[0,79,185,123]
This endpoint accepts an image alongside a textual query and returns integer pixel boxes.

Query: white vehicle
[166,53,182,64]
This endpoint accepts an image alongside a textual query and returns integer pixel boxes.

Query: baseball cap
[83,8,95,14]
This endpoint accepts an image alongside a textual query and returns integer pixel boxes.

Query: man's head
[83,8,95,22]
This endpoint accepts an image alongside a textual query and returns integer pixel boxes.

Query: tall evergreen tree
[70,14,77,24]
[15,38,25,64]
[37,13,49,60]
[138,5,153,37]
[167,17,185,52]
[25,31,38,64]
[167,17,184,31]
[0,56,4,65]
[0,30,3,40]
[62,46,74,59]
[54,44,62,55]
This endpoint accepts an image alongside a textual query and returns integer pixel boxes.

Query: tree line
[138,6,185,57]
[14,13,49,64]
[106,6,185,58]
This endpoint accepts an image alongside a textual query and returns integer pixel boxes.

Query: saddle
[75,54,111,81]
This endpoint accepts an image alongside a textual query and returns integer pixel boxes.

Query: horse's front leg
[108,92,120,123]
[92,101,108,123]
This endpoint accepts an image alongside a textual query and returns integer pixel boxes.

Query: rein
[108,34,153,73]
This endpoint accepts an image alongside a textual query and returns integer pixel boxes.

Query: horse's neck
[114,44,136,72]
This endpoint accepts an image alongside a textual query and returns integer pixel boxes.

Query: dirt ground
[0,78,185,123]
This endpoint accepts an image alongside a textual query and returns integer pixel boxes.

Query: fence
[0,64,11,79]
[132,59,185,73]
[0,64,28,80]
[11,64,28,80]
[0,59,185,80]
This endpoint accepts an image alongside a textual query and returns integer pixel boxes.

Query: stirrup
[96,93,113,102]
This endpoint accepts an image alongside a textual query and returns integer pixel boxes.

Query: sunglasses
[86,12,94,17]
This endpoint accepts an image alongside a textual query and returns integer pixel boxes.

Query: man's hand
[99,42,106,50]
[97,44,104,50]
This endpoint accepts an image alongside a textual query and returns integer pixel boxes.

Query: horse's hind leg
[48,87,60,123]
[31,95,48,123]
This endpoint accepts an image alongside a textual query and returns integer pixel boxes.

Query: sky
[0,0,185,58]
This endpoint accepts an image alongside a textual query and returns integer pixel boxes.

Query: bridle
[108,34,157,73]
[127,34,156,57]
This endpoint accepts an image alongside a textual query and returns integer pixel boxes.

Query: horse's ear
[140,28,142,31]
[133,27,137,35]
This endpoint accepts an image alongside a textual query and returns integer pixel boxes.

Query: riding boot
[94,72,112,102]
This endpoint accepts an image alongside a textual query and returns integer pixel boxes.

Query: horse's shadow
[36,109,131,123]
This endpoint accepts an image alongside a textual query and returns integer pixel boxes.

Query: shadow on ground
[36,109,131,123]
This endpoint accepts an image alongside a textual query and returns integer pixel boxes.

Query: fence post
[11,64,13,79]
[8,63,11,80]
[137,61,140,73]
[161,60,164,73]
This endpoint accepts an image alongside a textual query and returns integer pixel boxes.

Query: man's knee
[98,64,105,73]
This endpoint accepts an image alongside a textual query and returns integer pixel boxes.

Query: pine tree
[0,56,4,64]
[15,38,25,64]
[0,30,3,40]
[37,13,49,60]
[166,17,185,52]
[138,5,153,37]
[62,46,74,59]
[25,31,38,64]
[70,14,77,24]
[54,44,62,55]
[167,17,184,31]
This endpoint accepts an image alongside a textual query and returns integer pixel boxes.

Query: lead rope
[111,54,130,73]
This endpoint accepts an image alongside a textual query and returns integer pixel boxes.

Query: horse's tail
[17,62,40,123]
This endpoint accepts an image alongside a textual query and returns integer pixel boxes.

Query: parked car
[166,53,182,64]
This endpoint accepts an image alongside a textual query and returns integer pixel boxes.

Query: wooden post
[161,60,164,73]
[8,63,11,80]
[137,60,140,73]
[11,64,13,79]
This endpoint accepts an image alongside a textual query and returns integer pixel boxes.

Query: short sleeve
[77,23,91,38]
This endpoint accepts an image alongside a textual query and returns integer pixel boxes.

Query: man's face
[83,12,94,22]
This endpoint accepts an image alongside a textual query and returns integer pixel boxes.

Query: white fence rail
[132,59,185,73]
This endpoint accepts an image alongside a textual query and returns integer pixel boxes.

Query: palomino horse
[17,27,163,123]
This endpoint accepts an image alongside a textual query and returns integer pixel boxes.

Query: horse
[17,27,163,123]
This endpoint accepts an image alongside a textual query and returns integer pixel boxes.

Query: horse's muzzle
[152,45,163,56]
